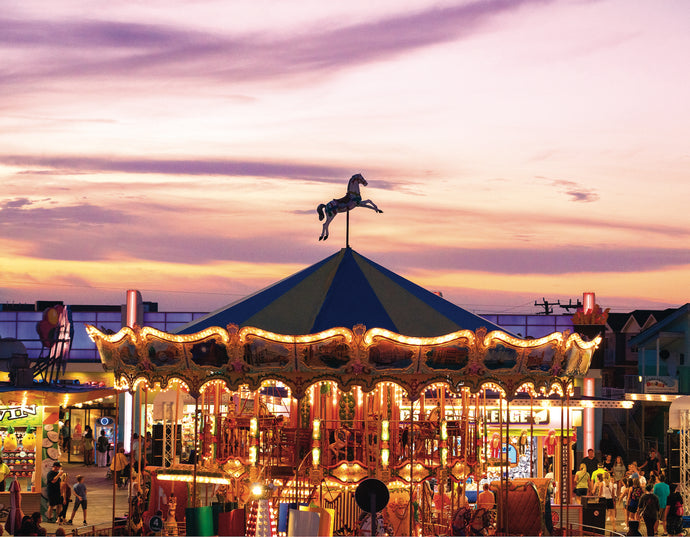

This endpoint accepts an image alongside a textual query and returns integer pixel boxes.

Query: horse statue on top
[317,173,383,240]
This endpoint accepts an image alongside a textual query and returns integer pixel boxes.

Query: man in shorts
[68,474,88,526]
[45,462,64,522]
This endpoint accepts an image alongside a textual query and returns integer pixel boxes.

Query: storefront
[61,398,117,464]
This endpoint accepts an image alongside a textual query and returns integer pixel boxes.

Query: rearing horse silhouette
[317,174,382,241]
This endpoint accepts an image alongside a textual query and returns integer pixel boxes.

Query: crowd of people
[574,447,685,536]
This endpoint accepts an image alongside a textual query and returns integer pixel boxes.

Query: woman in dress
[612,455,626,500]
[82,425,94,466]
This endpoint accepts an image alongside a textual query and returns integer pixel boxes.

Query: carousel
[86,248,599,536]
[86,174,600,536]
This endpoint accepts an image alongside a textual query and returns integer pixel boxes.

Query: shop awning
[0,383,116,407]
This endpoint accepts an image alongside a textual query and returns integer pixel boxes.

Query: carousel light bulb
[381,420,389,442]
[312,447,321,467]
[440,420,448,441]
[381,448,389,467]
[312,419,321,440]
[250,417,258,437]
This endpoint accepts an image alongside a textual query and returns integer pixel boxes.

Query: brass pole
[112,391,119,531]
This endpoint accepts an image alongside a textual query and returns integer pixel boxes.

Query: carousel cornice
[86,323,599,400]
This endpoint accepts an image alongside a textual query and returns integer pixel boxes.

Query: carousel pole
[193,395,199,508]
[128,387,136,524]
[143,386,148,471]
[112,388,119,532]
[505,396,510,535]
[554,385,570,528]
[530,392,534,478]
[409,396,416,537]
[173,387,180,464]
[498,394,504,533]
[566,382,572,530]
[483,389,488,465]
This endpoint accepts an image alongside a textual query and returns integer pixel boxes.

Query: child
[68,475,88,526]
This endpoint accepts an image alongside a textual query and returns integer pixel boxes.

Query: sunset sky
[1,0,689,315]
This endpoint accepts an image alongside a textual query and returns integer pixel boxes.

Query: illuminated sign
[485,408,550,425]
[0,404,42,427]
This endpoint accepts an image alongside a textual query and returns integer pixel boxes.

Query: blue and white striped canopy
[176,248,502,337]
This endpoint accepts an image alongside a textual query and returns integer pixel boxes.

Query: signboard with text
[0,404,43,427]
[485,408,550,425]
[644,376,678,394]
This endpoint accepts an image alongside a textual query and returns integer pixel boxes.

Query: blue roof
[176,248,503,337]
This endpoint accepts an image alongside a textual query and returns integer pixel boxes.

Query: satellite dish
[355,478,389,513]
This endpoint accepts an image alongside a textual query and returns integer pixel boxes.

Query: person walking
[82,425,94,466]
[574,463,591,503]
[666,483,684,536]
[131,432,140,472]
[653,474,671,535]
[60,420,71,455]
[581,448,599,476]
[68,474,87,526]
[45,461,64,523]
[613,456,626,500]
[57,473,71,525]
[599,473,616,526]
[626,477,643,535]
[638,484,660,537]
[96,430,109,468]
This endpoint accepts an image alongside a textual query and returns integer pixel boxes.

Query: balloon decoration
[36,305,65,349]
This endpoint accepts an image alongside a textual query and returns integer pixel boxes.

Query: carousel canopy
[176,248,503,337]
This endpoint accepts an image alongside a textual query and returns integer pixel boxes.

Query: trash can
[581,496,606,534]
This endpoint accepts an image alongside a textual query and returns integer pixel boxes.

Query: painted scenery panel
[484,344,518,370]
[368,340,414,370]
[188,338,229,368]
[146,340,184,368]
[299,337,351,370]
[423,342,470,370]
[115,343,139,366]
[524,342,557,372]
[243,337,292,369]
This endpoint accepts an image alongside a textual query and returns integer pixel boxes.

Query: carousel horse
[317,173,383,240]
[329,426,350,462]
[450,506,494,536]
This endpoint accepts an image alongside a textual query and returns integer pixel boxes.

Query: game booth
[87,248,600,536]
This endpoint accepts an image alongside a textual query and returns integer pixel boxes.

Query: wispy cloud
[551,178,600,203]
[0,154,409,190]
[0,0,548,89]
[379,245,690,275]
[0,198,126,226]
